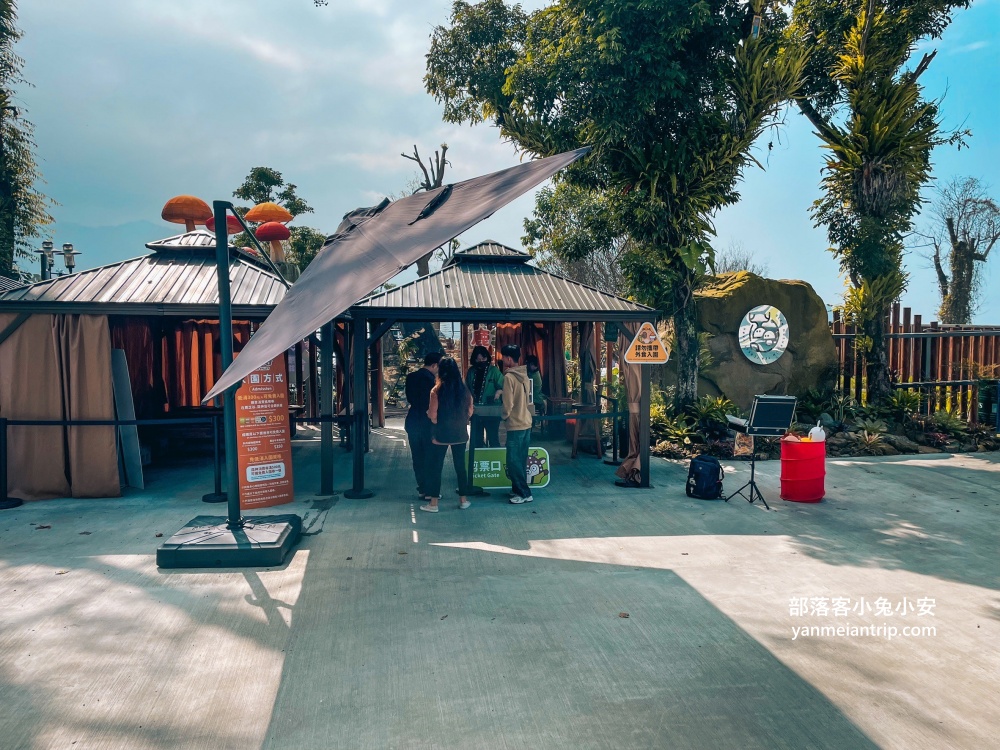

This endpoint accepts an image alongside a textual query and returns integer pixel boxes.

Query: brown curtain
[1,313,118,500]
[163,319,252,408]
[615,322,642,485]
[109,316,164,418]
[542,322,567,399]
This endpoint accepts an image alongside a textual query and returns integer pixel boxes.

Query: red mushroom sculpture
[161,195,212,233]
[205,215,244,235]
[255,221,291,262]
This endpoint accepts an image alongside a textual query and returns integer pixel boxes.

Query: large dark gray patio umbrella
[203,147,589,403]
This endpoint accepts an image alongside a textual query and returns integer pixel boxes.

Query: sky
[12,0,1000,322]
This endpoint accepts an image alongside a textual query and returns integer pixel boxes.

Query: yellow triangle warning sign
[624,322,669,364]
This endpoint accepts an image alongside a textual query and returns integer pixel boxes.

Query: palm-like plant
[791,0,969,405]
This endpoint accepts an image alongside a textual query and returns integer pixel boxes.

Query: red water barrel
[780,440,826,502]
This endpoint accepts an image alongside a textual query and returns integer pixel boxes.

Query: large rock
[690,272,837,411]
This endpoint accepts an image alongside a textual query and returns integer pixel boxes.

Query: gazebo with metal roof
[0,231,287,318]
[345,240,658,495]
[0,231,316,502]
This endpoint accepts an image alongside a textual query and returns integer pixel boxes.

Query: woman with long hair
[421,356,474,512]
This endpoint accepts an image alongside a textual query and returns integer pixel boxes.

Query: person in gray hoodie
[500,344,534,503]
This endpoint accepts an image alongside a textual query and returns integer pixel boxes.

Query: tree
[713,240,770,276]
[522,181,628,295]
[1,0,53,280]
[789,0,970,402]
[426,0,805,408]
[401,143,450,277]
[231,166,325,271]
[285,226,328,270]
[924,177,1000,324]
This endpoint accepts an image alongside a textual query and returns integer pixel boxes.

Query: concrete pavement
[1,425,997,749]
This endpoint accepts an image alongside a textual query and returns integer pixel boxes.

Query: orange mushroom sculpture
[255,222,291,262]
[245,201,293,224]
[161,195,213,233]
[205,215,244,235]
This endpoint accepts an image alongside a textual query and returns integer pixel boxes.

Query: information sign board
[235,355,294,509]
[471,447,551,490]
[624,322,669,364]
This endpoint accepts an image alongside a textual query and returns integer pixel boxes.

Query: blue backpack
[686,455,724,500]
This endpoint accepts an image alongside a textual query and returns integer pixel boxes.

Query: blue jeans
[505,428,531,498]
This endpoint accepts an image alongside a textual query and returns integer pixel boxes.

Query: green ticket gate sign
[471,447,551,490]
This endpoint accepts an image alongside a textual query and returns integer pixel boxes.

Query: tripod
[724,395,796,512]
[726,449,769,510]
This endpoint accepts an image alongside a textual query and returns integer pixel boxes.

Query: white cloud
[953,41,989,54]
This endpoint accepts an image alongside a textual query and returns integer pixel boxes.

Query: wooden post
[901,308,912,384]
[639,364,651,488]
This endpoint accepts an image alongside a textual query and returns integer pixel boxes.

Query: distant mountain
[41,220,169,274]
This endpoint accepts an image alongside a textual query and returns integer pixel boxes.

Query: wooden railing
[831,303,1000,424]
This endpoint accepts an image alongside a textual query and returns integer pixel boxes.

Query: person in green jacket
[466,345,504,448]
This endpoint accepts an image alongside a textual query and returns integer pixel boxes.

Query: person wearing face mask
[465,345,504,449]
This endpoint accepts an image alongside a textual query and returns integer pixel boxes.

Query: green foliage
[795,387,834,423]
[1,0,54,280]
[230,166,324,269]
[841,272,909,353]
[233,167,313,218]
[686,395,737,439]
[426,0,807,407]
[854,430,888,455]
[829,392,858,422]
[286,226,327,270]
[853,417,888,435]
[523,181,628,294]
[790,1,970,403]
[887,389,922,422]
[929,409,967,437]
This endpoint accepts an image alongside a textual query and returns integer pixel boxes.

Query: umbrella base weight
[156,514,302,569]
[344,488,374,499]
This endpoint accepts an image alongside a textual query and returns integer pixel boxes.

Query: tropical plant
[854,400,891,422]
[789,0,971,404]
[929,409,967,438]
[426,0,807,410]
[853,417,888,435]
[854,430,888,455]
[687,395,737,440]
[886,389,922,422]
[795,387,833,423]
[923,431,949,449]
[829,392,858,422]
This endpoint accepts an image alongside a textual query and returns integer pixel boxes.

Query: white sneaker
[509,495,527,504]
[459,500,471,510]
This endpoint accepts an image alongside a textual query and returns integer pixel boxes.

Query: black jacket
[405,368,436,431]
